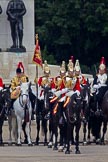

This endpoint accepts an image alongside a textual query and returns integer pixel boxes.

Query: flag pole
[35,34,38,109]
[34,64,38,113]
[36,65,38,101]
[33,33,43,110]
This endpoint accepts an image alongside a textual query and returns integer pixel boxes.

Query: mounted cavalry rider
[93,56,108,110]
[65,59,87,98]
[10,62,29,100]
[37,60,55,100]
[10,62,35,112]
[74,59,87,88]
[51,59,81,104]
[50,61,67,103]
[63,59,82,107]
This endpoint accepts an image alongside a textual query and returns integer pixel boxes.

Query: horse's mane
[103,90,108,100]
[67,93,81,113]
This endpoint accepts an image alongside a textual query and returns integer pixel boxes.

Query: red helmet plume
[17,62,24,73]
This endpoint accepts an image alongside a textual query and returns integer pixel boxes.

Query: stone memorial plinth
[0,0,61,85]
[0,0,35,83]
[0,0,34,53]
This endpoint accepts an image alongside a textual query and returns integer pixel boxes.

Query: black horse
[21,84,53,145]
[0,86,11,145]
[65,93,83,154]
[80,80,91,144]
[35,85,53,145]
[50,99,67,151]
[101,90,108,144]
[87,91,103,144]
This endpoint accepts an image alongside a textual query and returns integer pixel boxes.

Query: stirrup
[44,113,50,120]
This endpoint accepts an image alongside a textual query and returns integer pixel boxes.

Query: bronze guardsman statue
[0,5,2,14]
[6,0,26,52]
[0,5,2,52]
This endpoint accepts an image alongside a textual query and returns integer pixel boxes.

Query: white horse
[13,82,32,145]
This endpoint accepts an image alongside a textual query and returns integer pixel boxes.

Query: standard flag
[32,34,43,68]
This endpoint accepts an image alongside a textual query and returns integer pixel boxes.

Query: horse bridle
[44,87,52,110]
[0,89,11,116]
[19,93,30,108]
[67,96,82,124]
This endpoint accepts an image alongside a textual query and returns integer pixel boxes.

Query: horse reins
[19,94,30,109]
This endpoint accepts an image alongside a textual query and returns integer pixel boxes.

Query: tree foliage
[35,0,108,72]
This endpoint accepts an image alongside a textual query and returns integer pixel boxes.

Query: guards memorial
[0,0,60,84]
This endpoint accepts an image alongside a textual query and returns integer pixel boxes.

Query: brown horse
[101,90,108,144]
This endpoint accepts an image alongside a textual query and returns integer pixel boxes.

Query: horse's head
[0,86,11,115]
[43,85,53,110]
[20,82,30,106]
[80,80,91,104]
[102,90,108,116]
[66,93,82,123]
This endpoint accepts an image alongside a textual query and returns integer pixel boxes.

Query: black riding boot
[29,91,36,120]
[8,99,16,115]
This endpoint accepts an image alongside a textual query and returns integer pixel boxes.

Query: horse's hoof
[70,145,73,152]
[83,141,87,145]
[58,149,63,152]
[93,138,96,143]
[0,143,4,146]
[87,141,91,145]
[28,143,33,146]
[75,150,81,154]
[100,142,105,145]
[53,146,58,150]
[8,143,12,146]
[58,146,64,152]
[87,139,91,145]
[96,139,101,145]
[44,142,48,146]
[35,141,39,145]
[17,143,22,146]
[24,139,28,144]
[100,140,105,145]
[48,145,52,148]
[65,150,70,154]
[48,142,53,148]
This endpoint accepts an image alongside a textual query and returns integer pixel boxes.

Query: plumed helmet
[70,55,74,63]
[16,68,21,73]
[99,56,106,71]
[43,60,50,74]
[74,59,81,72]
[17,62,24,73]
[60,61,66,74]
[68,59,74,72]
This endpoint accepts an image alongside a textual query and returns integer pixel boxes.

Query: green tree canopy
[35,0,108,73]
